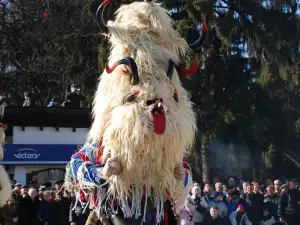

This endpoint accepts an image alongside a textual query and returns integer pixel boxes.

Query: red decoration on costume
[43,10,49,17]
[152,112,166,135]
[201,24,208,32]
[93,193,98,207]
[133,89,140,96]
[106,62,119,74]
[164,211,169,225]
[173,89,178,102]
[73,151,89,162]
[183,161,191,171]
[96,138,103,164]
[0,123,6,129]
[80,189,87,201]
[179,60,199,77]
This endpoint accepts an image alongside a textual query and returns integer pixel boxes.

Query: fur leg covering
[0,165,11,207]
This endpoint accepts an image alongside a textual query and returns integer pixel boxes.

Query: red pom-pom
[43,11,49,17]
[0,123,7,129]
[201,24,208,32]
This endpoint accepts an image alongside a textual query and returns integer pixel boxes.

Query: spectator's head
[21,186,28,197]
[288,179,296,190]
[39,186,46,192]
[274,179,281,192]
[193,182,200,187]
[63,190,71,199]
[212,191,222,202]
[228,178,235,187]
[253,183,259,193]
[225,192,233,202]
[215,182,223,193]
[28,188,37,201]
[204,183,211,193]
[236,204,245,213]
[24,92,32,100]
[222,185,228,193]
[71,84,79,93]
[242,181,249,192]
[55,180,64,191]
[266,185,274,195]
[209,206,218,219]
[246,184,252,194]
[266,179,273,186]
[191,185,201,196]
[43,190,51,202]
[14,183,21,193]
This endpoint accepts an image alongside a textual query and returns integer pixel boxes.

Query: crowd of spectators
[0,181,89,225]
[180,178,300,225]
[1,178,300,225]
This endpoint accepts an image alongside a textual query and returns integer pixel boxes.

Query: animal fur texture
[88,1,196,207]
[0,125,12,207]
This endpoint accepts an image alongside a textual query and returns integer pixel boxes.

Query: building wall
[13,126,89,144]
[14,165,66,186]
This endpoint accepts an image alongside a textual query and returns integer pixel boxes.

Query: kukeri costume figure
[0,123,12,207]
[65,1,208,224]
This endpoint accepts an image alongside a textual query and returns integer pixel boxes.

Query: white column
[14,166,27,185]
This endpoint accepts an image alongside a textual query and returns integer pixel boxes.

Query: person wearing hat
[263,185,279,221]
[278,179,300,225]
[13,183,22,195]
[245,182,264,224]
[62,84,85,108]
[229,204,252,225]
[208,191,228,218]
[22,91,35,107]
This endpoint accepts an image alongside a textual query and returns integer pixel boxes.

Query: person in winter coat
[180,199,195,225]
[55,190,71,225]
[1,195,19,225]
[69,197,88,225]
[203,206,230,225]
[17,188,38,225]
[243,183,264,224]
[263,185,279,220]
[260,208,275,225]
[278,179,300,225]
[229,204,252,225]
[208,192,228,218]
[189,185,207,224]
[224,192,238,216]
[37,190,57,225]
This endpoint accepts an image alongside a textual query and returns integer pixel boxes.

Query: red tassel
[202,24,208,32]
[0,123,6,129]
[173,89,178,102]
[43,10,49,17]
[164,211,169,225]
[179,60,199,77]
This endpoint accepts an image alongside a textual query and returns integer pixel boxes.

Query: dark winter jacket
[69,198,87,225]
[56,197,71,225]
[278,189,300,218]
[37,200,57,225]
[17,196,38,225]
[263,194,279,219]
[243,192,264,223]
[203,214,230,225]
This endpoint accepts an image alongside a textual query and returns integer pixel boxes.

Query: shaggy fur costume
[65,1,198,223]
[0,123,12,207]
